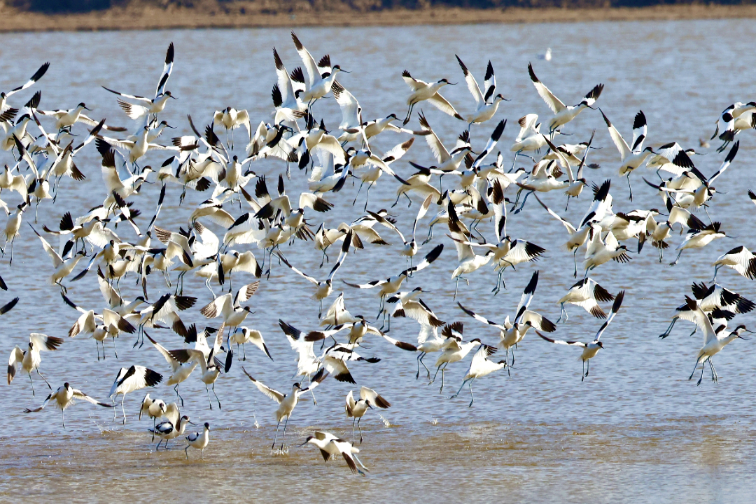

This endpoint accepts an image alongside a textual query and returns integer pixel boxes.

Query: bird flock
[3,33,755,473]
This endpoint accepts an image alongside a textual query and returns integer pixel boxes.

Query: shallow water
[1,19,756,501]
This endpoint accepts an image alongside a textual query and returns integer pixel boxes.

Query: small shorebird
[243,366,328,450]
[8,333,63,396]
[538,291,625,380]
[345,386,391,443]
[24,382,113,428]
[401,70,463,125]
[301,431,369,475]
[108,365,163,423]
[185,422,210,459]
[449,343,507,407]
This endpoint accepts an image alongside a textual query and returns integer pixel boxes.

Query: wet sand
[4,418,755,502]
[0,4,755,32]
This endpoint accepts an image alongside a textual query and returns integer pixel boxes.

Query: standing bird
[140,393,167,439]
[185,422,210,459]
[345,386,391,443]
[242,366,328,450]
[538,291,625,380]
[8,333,63,396]
[24,382,113,428]
[108,365,163,424]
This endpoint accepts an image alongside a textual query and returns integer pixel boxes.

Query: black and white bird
[401,70,463,125]
[455,55,507,128]
[184,422,210,459]
[345,386,391,443]
[243,366,328,450]
[278,230,352,317]
[601,109,654,200]
[557,278,616,322]
[140,393,167,438]
[108,365,163,423]
[24,382,113,428]
[538,291,625,380]
[528,63,603,135]
[8,333,63,396]
[449,343,507,407]
[0,62,49,115]
[301,431,369,475]
[712,245,756,282]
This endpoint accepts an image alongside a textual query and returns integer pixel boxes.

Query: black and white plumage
[456,55,507,127]
[601,109,654,201]
[24,382,113,428]
[712,245,756,282]
[538,291,625,381]
[8,333,63,396]
[0,62,49,114]
[108,365,163,424]
[449,343,507,407]
[302,431,369,475]
[557,278,615,322]
[345,386,391,443]
[185,422,210,459]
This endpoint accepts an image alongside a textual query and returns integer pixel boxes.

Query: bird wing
[327,231,352,283]
[242,366,285,403]
[6,62,49,98]
[30,333,63,351]
[234,281,260,306]
[708,141,739,185]
[7,346,23,383]
[536,331,586,347]
[401,70,425,91]
[345,389,355,415]
[331,81,361,129]
[519,310,556,333]
[630,111,647,153]
[33,228,63,268]
[359,386,391,408]
[24,391,54,413]
[600,109,631,160]
[457,302,506,331]
[145,333,180,371]
[291,32,320,88]
[279,255,319,285]
[428,92,463,121]
[528,63,565,114]
[155,42,174,97]
[72,389,113,408]
[594,290,625,342]
[534,195,576,234]
[514,271,539,323]
[456,55,483,107]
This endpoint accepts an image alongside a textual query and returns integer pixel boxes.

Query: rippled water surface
[1,19,756,502]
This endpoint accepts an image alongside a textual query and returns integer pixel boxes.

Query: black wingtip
[523,271,539,295]
[612,290,625,313]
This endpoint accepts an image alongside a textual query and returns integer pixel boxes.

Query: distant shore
[0,3,753,31]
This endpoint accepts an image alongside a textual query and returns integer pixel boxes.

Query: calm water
[1,19,756,502]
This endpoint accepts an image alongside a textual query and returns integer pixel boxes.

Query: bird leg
[697,359,706,386]
[708,358,718,383]
[357,417,363,444]
[185,445,190,459]
[557,303,567,324]
[440,366,446,392]
[712,265,721,283]
[174,384,184,407]
[29,373,35,396]
[242,343,247,361]
[37,369,52,389]
[206,385,213,411]
[121,395,126,424]
[514,191,533,214]
[96,340,101,361]
[272,419,282,449]
[582,360,586,381]
[205,278,215,299]
[450,378,469,399]
[670,249,684,267]
[212,383,221,410]
[659,318,677,339]
[280,416,290,450]
[419,353,431,379]
[353,181,364,206]
[626,173,634,202]
[468,378,476,408]
[572,249,578,278]
[112,337,118,359]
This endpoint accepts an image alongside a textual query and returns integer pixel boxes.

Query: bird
[557,278,616,322]
[670,218,727,267]
[601,109,654,201]
[685,296,752,386]
[537,291,625,380]
[140,393,167,439]
[345,386,391,443]
[8,333,63,396]
[243,366,328,450]
[528,63,603,135]
[151,413,192,451]
[24,382,113,428]
[278,230,352,317]
[0,62,49,114]
[184,422,210,459]
[144,332,199,407]
[301,431,369,475]
[401,70,463,125]
[290,32,347,106]
[108,365,163,424]
[199,282,260,337]
[230,326,273,361]
[449,343,507,407]
[712,245,756,282]
[430,323,482,392]
[455,55,507,128]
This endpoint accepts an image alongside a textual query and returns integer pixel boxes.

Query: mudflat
[0,3,754,32]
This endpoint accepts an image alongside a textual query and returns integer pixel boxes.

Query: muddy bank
[0,3,754,32]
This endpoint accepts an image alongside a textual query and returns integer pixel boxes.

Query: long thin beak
[166,124,176,129]
[340,69,351,74]
[84,106,93,111]
[188,420,197,425]
[296,440,309,447]
[447,82,457,86]
[586,105,597,110]
[170,95,178,99]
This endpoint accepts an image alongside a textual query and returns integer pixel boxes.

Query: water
[1,19,756,501]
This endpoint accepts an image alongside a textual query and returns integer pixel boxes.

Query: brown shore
[0,3,753,32]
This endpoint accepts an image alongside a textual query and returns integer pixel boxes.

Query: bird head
[332,64,349,74]
[64,382,70,389]
[165,91,177,99]
[77,102,92,111]
[438,78,455,86]
[596,341,605,349]
[204,422,210,430]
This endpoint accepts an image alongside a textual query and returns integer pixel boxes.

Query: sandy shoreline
[0,3,753,32]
